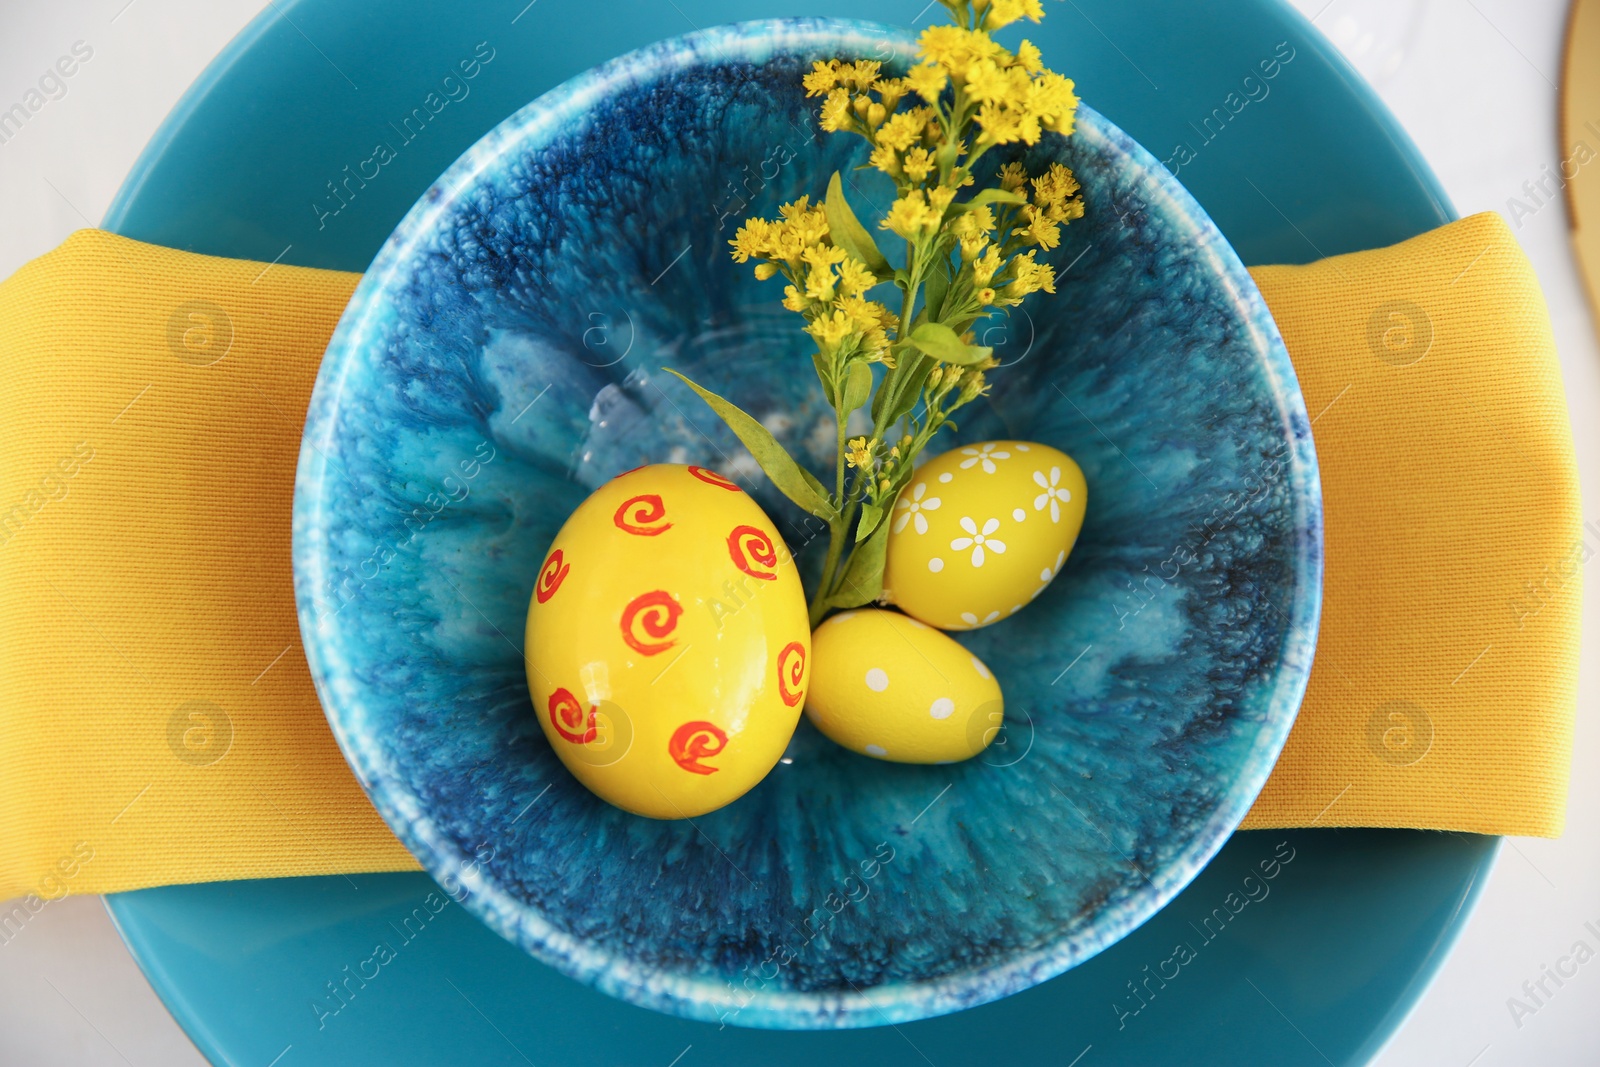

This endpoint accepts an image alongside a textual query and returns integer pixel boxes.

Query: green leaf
[798,464,830,501]
[870,356,901,425]
[882,355,936,428]
[870,350,918,427]
[825,172,892,278]
[946,313,984,339]
[872,346,924,425]
[908,321,993,366]
[855,502,885,543]
[826,511,893,608]
[922,254,952,322]
[869,369,893,425]
[840,360,873,413]
[950,187,1028,212]
[665,370,838,520]
[812,349,837,407]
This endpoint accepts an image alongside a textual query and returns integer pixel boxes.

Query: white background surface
[0,0,1595,1064]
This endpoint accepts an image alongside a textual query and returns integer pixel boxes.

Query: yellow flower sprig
[677,0,1084,626]
[729,198,899,376]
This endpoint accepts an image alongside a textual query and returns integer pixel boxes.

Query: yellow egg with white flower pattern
[805,609,1002,763]
[883,440,1086,630]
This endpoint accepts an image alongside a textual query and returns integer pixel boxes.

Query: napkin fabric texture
[1242,213,1580,834]
[0,212,1579,903]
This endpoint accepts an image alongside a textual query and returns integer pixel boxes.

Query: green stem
[810,518,848,627]
[808,252,928,628]
[810,404,852,628]
[833,405,848,504]
[872,257,924,436]
[808,456,873,626]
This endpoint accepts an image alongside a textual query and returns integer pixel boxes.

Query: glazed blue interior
[293,19,1321,1029]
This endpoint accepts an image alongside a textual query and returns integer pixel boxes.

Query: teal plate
[102,0,1495,1063]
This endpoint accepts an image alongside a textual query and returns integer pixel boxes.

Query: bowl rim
[293,15,1324,1029]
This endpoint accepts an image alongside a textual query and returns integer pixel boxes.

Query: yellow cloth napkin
[1242,213,1580,834]
[0,212,1579,903]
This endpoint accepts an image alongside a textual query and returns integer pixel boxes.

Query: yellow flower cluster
[727,0,1081,463]
[803,60,892,99]
[796,18,1079,268]
[949,205,996,260]
[844,436,873,469]
[881,186,955,239]
[728,196,897,362]
[804,295,897,360]
[806,60,914,138]
[925,353,998,411]
[728,196,830,265]
[702,0,1091,626]
[906,20,1078,149]
[995,249,1056,306]
[1018,161,1086,250]
[982,0,1046,30]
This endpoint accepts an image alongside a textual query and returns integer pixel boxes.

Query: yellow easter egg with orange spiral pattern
[524,464,809,818]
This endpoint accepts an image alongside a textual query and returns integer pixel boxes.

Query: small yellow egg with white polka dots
[805,609,1002,764]
[883,440,1086,631]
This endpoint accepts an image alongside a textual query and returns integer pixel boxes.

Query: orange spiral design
[535,548,569,604]
[668,720,728,775]
[777,641,806,707]
[619,590,682,656]
[727,524,778,581]
[688,465,740,491]
[613,493,672,536]
[548,687,596,745]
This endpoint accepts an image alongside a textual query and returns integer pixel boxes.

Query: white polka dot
[1009,604,1022,615]
[865,744,888,757]
[938,472,953,483]
[971,656,991,679]
[928,557,945,573]
[1040,567,1053,581]
[864,668,889,692]
[929,697,956,719]
[1012,508,1026,522]
[960,612,979,625]
[1017,444,1031,452]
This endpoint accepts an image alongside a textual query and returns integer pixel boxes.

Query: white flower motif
[958,443,1011,474]
[892,481,942,534]
[1032,466,1073,523]
[950,516,1007,567]
[1030,549,1068,600]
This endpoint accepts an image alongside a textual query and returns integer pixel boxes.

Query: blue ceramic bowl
[293,18,1321,1029]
